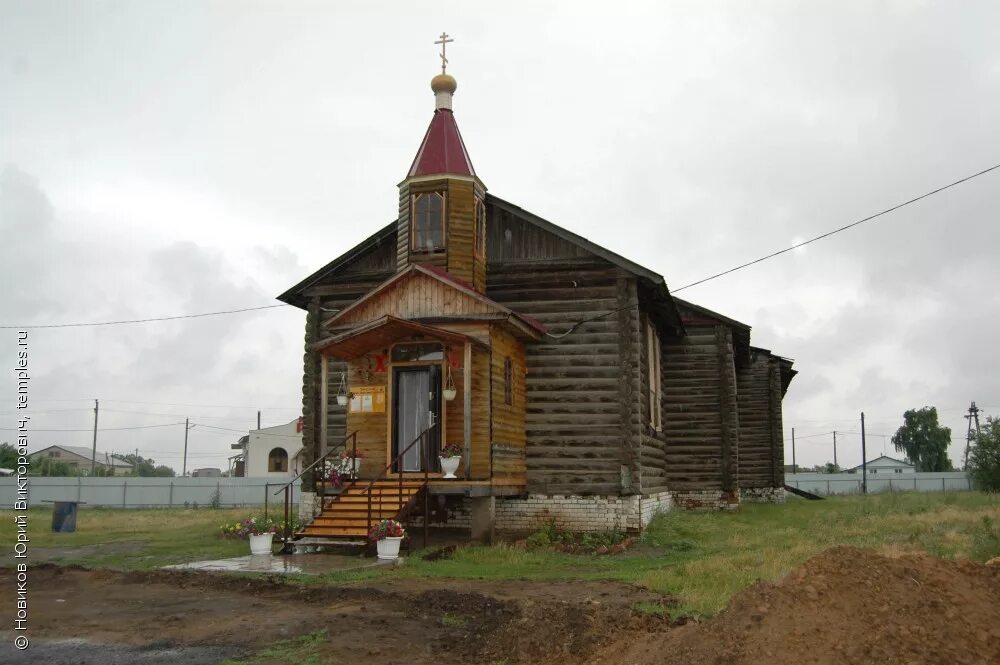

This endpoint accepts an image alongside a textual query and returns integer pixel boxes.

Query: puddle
[163,553,397,575]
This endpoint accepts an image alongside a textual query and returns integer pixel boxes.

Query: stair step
[310,518,381,528]
[301,526,370,537]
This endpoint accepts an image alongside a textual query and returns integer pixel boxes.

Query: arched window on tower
[411,191,446,252]
[268,447,288,473]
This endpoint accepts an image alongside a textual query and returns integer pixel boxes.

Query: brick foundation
[740,486,786,503]
[670,489,741,511]
[493,491,673,534]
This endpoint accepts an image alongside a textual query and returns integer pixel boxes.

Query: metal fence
[0,476,299,509]
[785,471,972,496]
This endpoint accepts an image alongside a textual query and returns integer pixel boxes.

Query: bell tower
[397,33,487,292]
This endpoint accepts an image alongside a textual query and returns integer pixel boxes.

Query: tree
[0,442,18,469]
[891,407,953,472]
[119,453,176,478]
[968,416,1000,492]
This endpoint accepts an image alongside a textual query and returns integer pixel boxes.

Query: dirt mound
[590,546,1000,665]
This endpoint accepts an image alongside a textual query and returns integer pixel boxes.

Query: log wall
[487,262,635,495]
[661,324,739,491]
[736,354,773,489]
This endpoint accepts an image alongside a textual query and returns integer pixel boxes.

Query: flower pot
[249,532,274,555]
[348,458,362,477]
[376,536,404,561]
[439,456,461,479]
[336,395,348,406]
[442,388,457,401]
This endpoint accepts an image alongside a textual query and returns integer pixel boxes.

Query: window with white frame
[646,319,662,430]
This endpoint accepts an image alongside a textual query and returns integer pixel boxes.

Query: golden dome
[431,73,457,95]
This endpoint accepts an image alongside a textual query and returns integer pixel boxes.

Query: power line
[0,422,185,432]
[0,304,290,330]
[672,162,1000,292]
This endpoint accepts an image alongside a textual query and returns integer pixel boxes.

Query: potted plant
[439,443,463,479]
[338,449,365,477]
[369,519,406,561]
[442,365,457,401]
[220,515,280,555]
[335,372,349,406]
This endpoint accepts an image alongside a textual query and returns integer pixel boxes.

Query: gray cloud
[2,1,999,469]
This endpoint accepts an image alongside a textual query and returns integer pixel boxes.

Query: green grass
[221,630,331,665]
[314,491,1000,617]
[0,506,263,569]
[4,492,999,619]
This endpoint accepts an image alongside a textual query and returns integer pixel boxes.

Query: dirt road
[2,547,998,664]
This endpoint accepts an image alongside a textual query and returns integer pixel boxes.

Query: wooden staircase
[296,480,427,542]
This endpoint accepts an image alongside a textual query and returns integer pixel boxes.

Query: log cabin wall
[661,323,740,492]
[638,311,669,495]
[485,202,640,496]
[736,354,775,489]
[767,358,786,488]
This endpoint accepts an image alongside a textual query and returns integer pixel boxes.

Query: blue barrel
[51,501,78,533]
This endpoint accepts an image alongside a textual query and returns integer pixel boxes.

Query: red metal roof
[407,109,476,178]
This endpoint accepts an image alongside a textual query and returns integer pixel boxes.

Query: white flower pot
[249,532,274,555]
[336,395,348,406]
[376,536,403,560]
[442,388,457,401]
[439,456,461,479]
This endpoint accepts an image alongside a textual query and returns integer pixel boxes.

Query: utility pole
[964,401,981,469]
[791,427,797,473]
[90,399,100,475]
[183,418,190,477]
[861,412,868,494]
[833,431,838,468]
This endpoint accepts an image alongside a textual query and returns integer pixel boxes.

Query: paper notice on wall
[349,386,385,413]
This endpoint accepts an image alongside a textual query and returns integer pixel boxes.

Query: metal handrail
[273,430,358,549]
[272,430,358,497]
[363,423,435,547]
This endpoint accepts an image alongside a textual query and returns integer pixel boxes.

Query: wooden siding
[334,272,502,327]
[661,324,739,491]
[486,202,594,263]
[487,263,633,496]
[490,324,527,485]
[445,179,476,287]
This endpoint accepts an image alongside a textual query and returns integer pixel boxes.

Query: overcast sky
[2,1,998,473]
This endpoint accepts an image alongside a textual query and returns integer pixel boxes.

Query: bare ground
[3,547,999,665]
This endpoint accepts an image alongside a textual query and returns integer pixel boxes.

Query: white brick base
[671,489,741,510]
[740,486,786,503]
[494,491,673,534]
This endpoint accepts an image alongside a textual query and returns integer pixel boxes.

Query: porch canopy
[312,315,483,359]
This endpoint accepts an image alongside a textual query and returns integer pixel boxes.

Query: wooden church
[278,40,795,541]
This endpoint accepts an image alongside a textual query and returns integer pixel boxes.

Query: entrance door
[393,366,441,472]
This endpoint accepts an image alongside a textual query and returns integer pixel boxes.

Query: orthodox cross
[435,32,454,73]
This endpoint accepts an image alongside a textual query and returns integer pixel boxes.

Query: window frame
[474,197,487,259]
[267,447,289,473]
[410,191,447,253]
[646,319,662,431]
[503,356,513,406]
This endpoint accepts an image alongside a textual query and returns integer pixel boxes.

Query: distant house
[242,418,305,478]
[846,455,915,475]
[28,445,134,476]
[191,467,222,478]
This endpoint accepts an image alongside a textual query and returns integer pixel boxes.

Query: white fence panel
[0,477,299,509]
[786,472,972,496]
